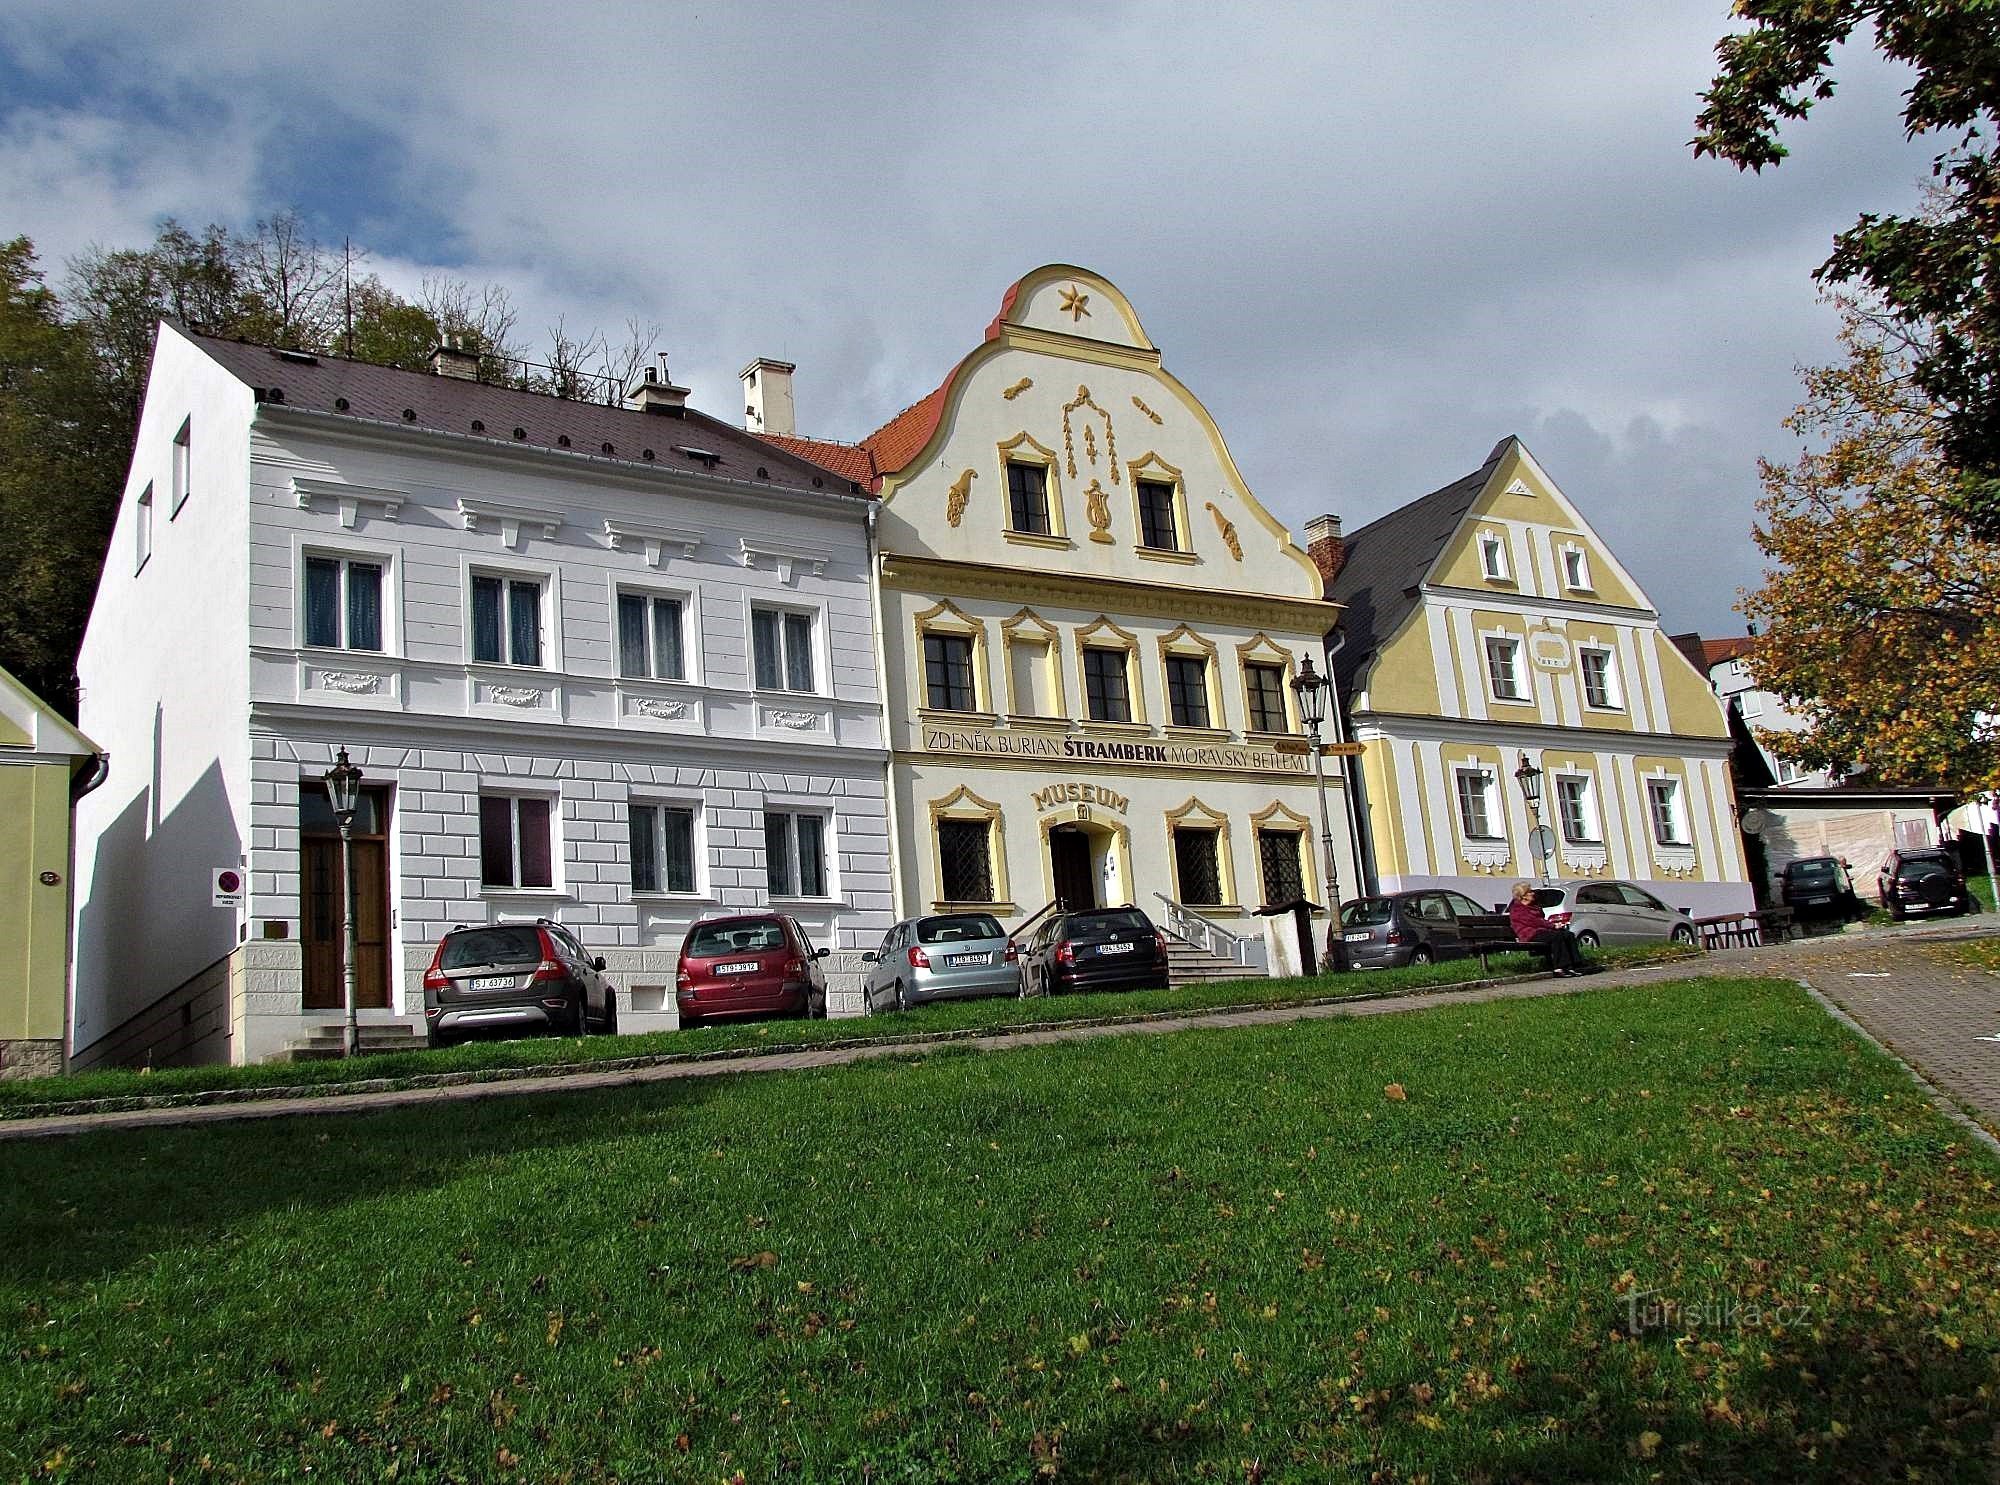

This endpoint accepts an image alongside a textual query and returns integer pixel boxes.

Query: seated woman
[1508,881,1589,976]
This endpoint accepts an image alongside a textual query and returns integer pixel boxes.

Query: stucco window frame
[1557,540,1594,595]
[297,531,403,658]
[746,594,828,697]
[626,794,710,901]
[1235,633,1298,738]
[463,552,562,672]
[1000,608,1068,722]
[997,431,1072,548]
[1164,796,1240,911]
[912,598,996,721]
[1481,629,1531,706]
[1576,643,1623,712]
[1249,799,1318,907]
[609,573,702,686]
[927,784,1012,911]
[1127,451,1197,565]
[1157,624,1227,737]
[1075,615,1148,729]
[1643,771,1695,851]
[1477,526,1513,584]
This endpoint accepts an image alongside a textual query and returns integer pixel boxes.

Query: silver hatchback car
[1531,879,1699,947]
[862,913,1022,1011]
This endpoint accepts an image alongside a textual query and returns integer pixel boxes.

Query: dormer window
[1479,530,1510,581]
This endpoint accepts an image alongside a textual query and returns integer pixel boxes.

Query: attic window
[274,349,318,366]
[513,427,527,440]
[334,397,350,411]
[602,442,615,456]
[470,419,485,432]
[756,466,770,480]
[1478,530,1511,582]
[401,408,417,422]
[675,446,722,468]
[642,449,655,461]
[557,435,572,448]
[1560,543,1593,592]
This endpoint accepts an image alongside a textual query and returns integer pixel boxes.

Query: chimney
[1305,513,1346,591]
[625,353,690,415]
[429,333,481,380]
[740,358,797,437]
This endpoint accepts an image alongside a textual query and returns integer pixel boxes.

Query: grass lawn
[1932,936,2000,973]
[0,944,1692,1118]
[4,976,1999,1482]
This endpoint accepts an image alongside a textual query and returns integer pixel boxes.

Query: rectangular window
[1082,646,1132,723]
[1578,648,1618,709]
[765,810,827,897]
[617,592,685,680]
[1561,546,1591,590]
[628,803,697,894]
[1174,827,1223,906]
[1008,636,1055,717]
[171,419,191,517]
[1480,531,1509,580]
[1647,779,1689,846]
[1485,636,1524,700]
[1166,654,1212,728]
[471,575,543,666]
[135,483,153,572]
[479,795,554,889]
[1556,776,1599,844]
[304,556,383,651]
[1137,479,1179,550]
[937,818,994,902]
[1245,662,1288,733]
[1257,829,1305,906]
[752,608,816,692]
[1007,462,1050,535]
[1455,768,1498,840]
[924,633,976,712]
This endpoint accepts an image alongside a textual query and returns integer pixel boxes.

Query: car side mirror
[813,947,830,960]
[861,950,877,964]
[592,956,606,971]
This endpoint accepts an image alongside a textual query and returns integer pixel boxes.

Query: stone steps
[276,1023,424,1062]
[1164,938,1250,987]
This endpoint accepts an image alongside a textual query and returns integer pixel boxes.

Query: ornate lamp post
[1291,657,1345,971]
[323,747,364,1058]
[1513,751,1553,884]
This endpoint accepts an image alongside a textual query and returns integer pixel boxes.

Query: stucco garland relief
[489,686,545,709]
[1084,480,1114,544]
[762,707,821,731]
[633,697,690,720]
[1061,386,1118,484]
[316,670,382,695]
[1002,378,1033,401]
[946,469,976,527]
[1205,501,1243,561]
[1131,395,1163,426]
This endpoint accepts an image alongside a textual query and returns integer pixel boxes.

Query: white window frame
[477,790,562,894]
[614,581,694,683]
[627,797,705,897]
[1478,528,1511,581]
[749,599,824,695]
[1646,777,1690,847]
[1455,767,1500,840]
[134,482,154,573]
[1484,635,1527,702]
[1577,646,1621,710]
[170,418,191,518]
[1559,541,1592,592]
[764,805,835,900]
[1554,774,1601,845]
[299,546,395,654]
[465,558,559,670]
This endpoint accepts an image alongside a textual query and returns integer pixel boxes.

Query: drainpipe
[864,502,907,941]
[1322,632,1373,896]
[63,749,110,1072]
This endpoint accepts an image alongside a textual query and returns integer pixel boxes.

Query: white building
[71,326,891,1067]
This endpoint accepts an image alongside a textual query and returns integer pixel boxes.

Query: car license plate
[470,975,513,990]
[715,961,759,975]
[1344,930,1371,943]
[946,953,989,966]
[1097,942,1135,955]
[1804,895,1829,905]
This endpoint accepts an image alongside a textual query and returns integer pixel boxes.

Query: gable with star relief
[1004,271,1156,351]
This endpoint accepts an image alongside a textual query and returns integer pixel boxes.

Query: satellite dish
[1741,808,1774,836]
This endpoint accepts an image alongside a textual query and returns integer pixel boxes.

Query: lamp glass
[1513,753,1543,806]
[1291,658,1327,730]
[325,747,364,818]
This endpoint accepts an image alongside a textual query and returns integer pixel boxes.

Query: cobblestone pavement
[5,923,1993,1143]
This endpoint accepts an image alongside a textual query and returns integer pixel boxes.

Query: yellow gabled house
[1317,437,1753,918]
[0,667,106,1078]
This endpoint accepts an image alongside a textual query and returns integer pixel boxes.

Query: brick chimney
[740,358,797,436]
[625,353,690,415]
[1305,514,1346,591]
[429,333,481,380]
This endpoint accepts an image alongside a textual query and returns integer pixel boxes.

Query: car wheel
[1576,931,1600,949]
[570,993,591,1037]
[602,993,619,1037]
[1408,946,1433,967]
[426,1028,453,1052]
[1889,901,1906,922]
[1671,923,1696,946]
[895,981,910,1014]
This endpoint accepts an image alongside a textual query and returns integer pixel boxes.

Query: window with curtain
[479,795,554,889]
[752,608,816,691]
[1484,636,1524,700]
[1647,779,1689,846]
[304,556,384,651]
[1455,768,1498,839]
[1579,648,1619,709]
[628,803,697,893]
[765,810,827,896]
[617,591,685,680]
[471,574,543,666]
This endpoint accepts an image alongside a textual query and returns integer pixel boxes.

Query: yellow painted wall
[0,712,26,747]
[0,763,72,1041]
[1361,619,1444,714]
[1357,739,1406,879]
[1428,448,1645,610]
[1650,633,1730,740]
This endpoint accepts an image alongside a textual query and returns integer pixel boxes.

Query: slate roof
[1325,436,1515,692]
[185,330,870,498]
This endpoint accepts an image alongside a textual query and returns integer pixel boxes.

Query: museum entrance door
[1049,825,1097,911]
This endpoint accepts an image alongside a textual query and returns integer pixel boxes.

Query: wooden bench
[1457,914,1556,975]
[1694,907,1795,950]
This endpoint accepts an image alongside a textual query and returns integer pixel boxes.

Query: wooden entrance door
[1049,826,1097,911]
[301,785,392,1010]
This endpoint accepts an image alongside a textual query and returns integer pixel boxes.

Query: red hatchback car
[676,913,829,1027]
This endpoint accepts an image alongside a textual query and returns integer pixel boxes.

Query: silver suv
[421,919,619,1048]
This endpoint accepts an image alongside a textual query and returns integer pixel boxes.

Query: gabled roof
[183,330,868,498]
[1326,437,1515,688]
[1668,632,1759,674]
[755,433,880,488]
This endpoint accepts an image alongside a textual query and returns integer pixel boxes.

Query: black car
[1777,856,1861,923]
[1339,889,1493,969]
[1877,848,1975,920]
[421,919,619,1048]
[1018,906,1170,995]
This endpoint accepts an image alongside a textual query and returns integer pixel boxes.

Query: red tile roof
[756,433,879,490]
[1703,636,1758,667]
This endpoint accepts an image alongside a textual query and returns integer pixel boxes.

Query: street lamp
[1513,751,1553,884]
[323,747,364,1058]
[1291,657,1345,972]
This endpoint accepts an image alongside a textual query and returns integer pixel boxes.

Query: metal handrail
[1151,893,1267,971]
[1009,899,1060,941]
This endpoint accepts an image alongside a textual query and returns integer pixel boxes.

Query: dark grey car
[1339,889,1493,969]
[862,913,1022,1012]
[421,920,619,1048]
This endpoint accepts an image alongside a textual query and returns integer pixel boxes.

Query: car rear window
[1898,861,1951,881]
[686,920,787,957]
[440,926,544,969]
[1531,889,1565,909]
[1342,899,1395,926]
[1068,909,1150,936]
[917,914,1005,943]
[1787,860,1838,881]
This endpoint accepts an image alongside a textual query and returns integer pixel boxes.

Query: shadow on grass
[0,1074,725,1291]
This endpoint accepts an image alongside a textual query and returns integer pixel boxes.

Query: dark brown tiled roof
[184,330,868,497]
[1326,437,1515,693]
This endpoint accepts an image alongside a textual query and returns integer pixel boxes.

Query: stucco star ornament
[1058,285,1091,321]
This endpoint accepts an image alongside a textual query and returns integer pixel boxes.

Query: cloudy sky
[1,2,1932,633]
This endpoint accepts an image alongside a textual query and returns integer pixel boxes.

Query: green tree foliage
[1694,0,2000,534]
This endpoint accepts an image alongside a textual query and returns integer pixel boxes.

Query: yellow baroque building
[1321,437,1754,917]
[777,266,1359,965]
